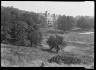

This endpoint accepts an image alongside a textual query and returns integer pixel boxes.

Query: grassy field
[1,28,94,68]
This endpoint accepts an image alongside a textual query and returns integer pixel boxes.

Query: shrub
[48,55,81,64]
[47,35,56,48]
[46,35,67,53]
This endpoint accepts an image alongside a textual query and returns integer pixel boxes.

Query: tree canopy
[76,16,94,30]
[56,15,76,32]
[1,6,43,47]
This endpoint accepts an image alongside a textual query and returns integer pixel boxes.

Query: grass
[1,44,57,67]
[40,27,64,34]
[1,28,94,67]
[45,29,94,66]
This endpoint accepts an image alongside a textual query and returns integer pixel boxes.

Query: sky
[1,1,94,17]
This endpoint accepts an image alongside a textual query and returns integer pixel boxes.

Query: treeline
[1,6,94,47]
[76,16,94,30]
[1,6,46,47]
[56,15,94,32]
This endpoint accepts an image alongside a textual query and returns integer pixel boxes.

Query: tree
[1,26,11,43]
[76,16,94,30]
[27,26,42,47]
[38,14,47,28]
[1,6,13,44]
[56,15,76,32]
[1,6,43,48]
[47,35,67,53]
[7,21,29,46]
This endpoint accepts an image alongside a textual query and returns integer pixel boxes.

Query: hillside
[1,30,94,68]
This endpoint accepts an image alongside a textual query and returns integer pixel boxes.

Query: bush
[48,55,81,64]
[46,35,67,53]
[47,35,56,48]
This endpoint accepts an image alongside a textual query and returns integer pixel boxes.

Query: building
[45,11,59,27]
[38,11,59,27]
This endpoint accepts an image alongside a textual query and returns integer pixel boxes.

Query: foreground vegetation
[1,30,94,68]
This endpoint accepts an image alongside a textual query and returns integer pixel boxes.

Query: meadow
[1,27,94,68]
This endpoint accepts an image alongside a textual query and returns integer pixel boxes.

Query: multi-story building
[45,11,59,27]
[38,11,59,27]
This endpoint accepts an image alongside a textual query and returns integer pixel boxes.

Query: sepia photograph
[1,1,94,68]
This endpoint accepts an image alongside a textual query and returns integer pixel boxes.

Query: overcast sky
[1,1,94,17]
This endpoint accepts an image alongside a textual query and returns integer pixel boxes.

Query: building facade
[38,11,59,27]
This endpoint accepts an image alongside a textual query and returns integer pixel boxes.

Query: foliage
[56,15,94,32]
[27,26,43,47]
[76,16,94,30]
[46,35,67,52]
[56,35,67,47]
[56,15,76,32]
[47,35,56,48]
[1,6,43,47]
[48,55,81,64]
[37,14,47,28]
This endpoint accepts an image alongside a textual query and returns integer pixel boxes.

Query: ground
[1,27,94,68]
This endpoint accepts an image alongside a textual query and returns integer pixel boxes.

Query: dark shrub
[47,35,56,47]
[46,35,67,53]
[48,55,81,64]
